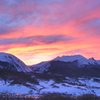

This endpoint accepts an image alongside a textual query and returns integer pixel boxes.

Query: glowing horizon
[0,0,100,65]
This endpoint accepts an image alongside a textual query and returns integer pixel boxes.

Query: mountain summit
[54,55,100,65]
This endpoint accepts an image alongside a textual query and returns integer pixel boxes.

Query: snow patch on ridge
[32,61,50,73]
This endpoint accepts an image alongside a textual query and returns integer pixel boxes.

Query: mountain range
[32,55,100,78]
[0,52,100,96]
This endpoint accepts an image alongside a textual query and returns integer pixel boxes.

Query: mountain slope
[0,52,32,72]
[32,55,100,77]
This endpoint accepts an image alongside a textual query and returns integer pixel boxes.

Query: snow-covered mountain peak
[55,55,86,60]
[54,55,100,65]
[0,52,32,72]
[54,55,87,64]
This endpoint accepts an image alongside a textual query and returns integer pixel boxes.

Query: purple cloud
[0,35,74,45]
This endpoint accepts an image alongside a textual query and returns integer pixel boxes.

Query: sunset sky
[0,0,100,65]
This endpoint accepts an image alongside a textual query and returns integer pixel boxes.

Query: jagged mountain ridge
[54,55,100,65]
[32,55,100,77]
[0,52,32,72]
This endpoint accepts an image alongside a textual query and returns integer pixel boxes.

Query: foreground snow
[36,78,100,96]
[0,81,33,95]
[0,77,100,96]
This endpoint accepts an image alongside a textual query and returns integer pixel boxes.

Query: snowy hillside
[0,52,32,72]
